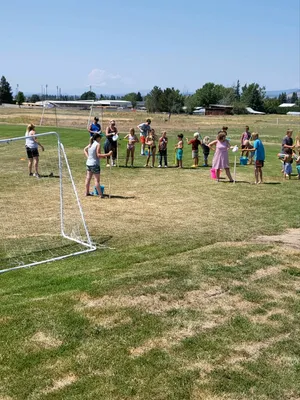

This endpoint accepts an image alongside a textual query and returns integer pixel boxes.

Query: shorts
[176,148,183,161]
[26,147,39,158]
[284,163,292,175]
[192,150,199,159]
[86,165,100,174]
[140,136,146,144]
[255,160,264,168]
[241,144,247,149]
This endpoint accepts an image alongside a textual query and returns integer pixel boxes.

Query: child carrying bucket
[208,131,233,182]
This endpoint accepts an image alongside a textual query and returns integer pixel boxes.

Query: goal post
[0,131,96,274]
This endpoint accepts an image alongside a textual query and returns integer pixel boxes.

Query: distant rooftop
[278,103,296,107]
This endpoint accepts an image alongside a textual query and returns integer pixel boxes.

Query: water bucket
[93,185,105,196]
[210,168,217,179]
[240,157,248,165]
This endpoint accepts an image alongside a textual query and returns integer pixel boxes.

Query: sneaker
[164,165,168,168]
[29,172,33,176]
[158,165,162,168]
[33,173,40,178]
[106,164,110,167]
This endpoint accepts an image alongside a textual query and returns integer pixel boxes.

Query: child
[279,148,293,179]
[158,131,168,168]
[209,131,233,182]
[243,139,254,165]
[186,132,201,167]
[201,136,210,167]
[124,128,139,167]
[145,128,157,167]
[295,151,300,180]
[247,132,265,184]
[175,134,184,168]
[84,133,113,197]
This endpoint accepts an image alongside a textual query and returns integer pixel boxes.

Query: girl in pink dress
[209,131,233,182]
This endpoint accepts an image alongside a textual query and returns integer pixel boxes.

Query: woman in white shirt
[25,123,44,177]
[84,132,112,197]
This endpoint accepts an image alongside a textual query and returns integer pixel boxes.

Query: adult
[25,123,44,178]
[84,133,112,197]
[209,131,233,182]
[240,125,251,156]
[137,119,151,155]
[104,120,118,167]
[88,117,101,138]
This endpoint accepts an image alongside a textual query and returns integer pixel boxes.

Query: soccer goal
[0,132,96,273]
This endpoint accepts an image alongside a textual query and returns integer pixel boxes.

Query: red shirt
[188,139,201,151]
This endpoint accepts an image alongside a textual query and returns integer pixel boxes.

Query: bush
[232,102,248,115]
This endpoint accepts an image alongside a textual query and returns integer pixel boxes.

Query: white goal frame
[0,131,96,274]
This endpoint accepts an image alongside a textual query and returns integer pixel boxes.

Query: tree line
[0,75,299,114]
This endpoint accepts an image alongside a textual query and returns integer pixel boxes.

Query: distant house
[205,104,233,116]
[278,103,296,107]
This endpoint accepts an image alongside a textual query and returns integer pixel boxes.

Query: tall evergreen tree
[234,80,240,101]
[290,92,298,103]
[0,76,13,104]
[278,92,287,104]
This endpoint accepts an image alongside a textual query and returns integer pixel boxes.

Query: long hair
[90,132,101,145]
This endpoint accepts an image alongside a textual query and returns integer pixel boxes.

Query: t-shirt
[253,139,265,161]
[90,123,101,136]
[86,141,100,167]
[188,139,201,151]
[138,123,151,137]
[159,137,168,151]
[281,136,293,153]
[201,143,210,154]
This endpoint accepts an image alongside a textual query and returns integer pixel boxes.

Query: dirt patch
[230,333,290,362]
[85,312,132,328]
[43,374,77,394]
[28,331,62,350]
[254,229,300,250]
[76,288,253,316]
[249,265,285,281]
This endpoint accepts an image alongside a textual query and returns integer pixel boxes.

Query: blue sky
[2,0,300,95]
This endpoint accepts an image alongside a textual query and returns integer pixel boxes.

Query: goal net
[0,131,96,273]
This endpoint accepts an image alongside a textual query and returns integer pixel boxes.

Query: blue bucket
[240,157,248,165]
[93,185,105,195]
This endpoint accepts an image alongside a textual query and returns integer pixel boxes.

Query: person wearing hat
[186,132,201,167]
[104,120,118,166]
[88,117,101,138]
[137,118,151,155]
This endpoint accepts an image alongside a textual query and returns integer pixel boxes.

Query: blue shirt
[253,139,265,161]
[138,123,151,137]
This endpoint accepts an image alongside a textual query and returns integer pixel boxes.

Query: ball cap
[194,132,200,138]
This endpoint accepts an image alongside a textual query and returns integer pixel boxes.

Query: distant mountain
[266,88,300,98]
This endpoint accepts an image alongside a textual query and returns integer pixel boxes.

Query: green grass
[0,118,300,400]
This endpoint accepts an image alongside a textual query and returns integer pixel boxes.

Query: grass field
[0,110,300,399]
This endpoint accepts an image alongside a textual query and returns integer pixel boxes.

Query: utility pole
[56,86,59,99]
[45,84,48,99]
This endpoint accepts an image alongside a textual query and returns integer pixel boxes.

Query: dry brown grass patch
[43,374,77,394]
[28,331,63,350]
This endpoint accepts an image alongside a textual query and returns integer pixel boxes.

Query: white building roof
[278,103,296,107]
